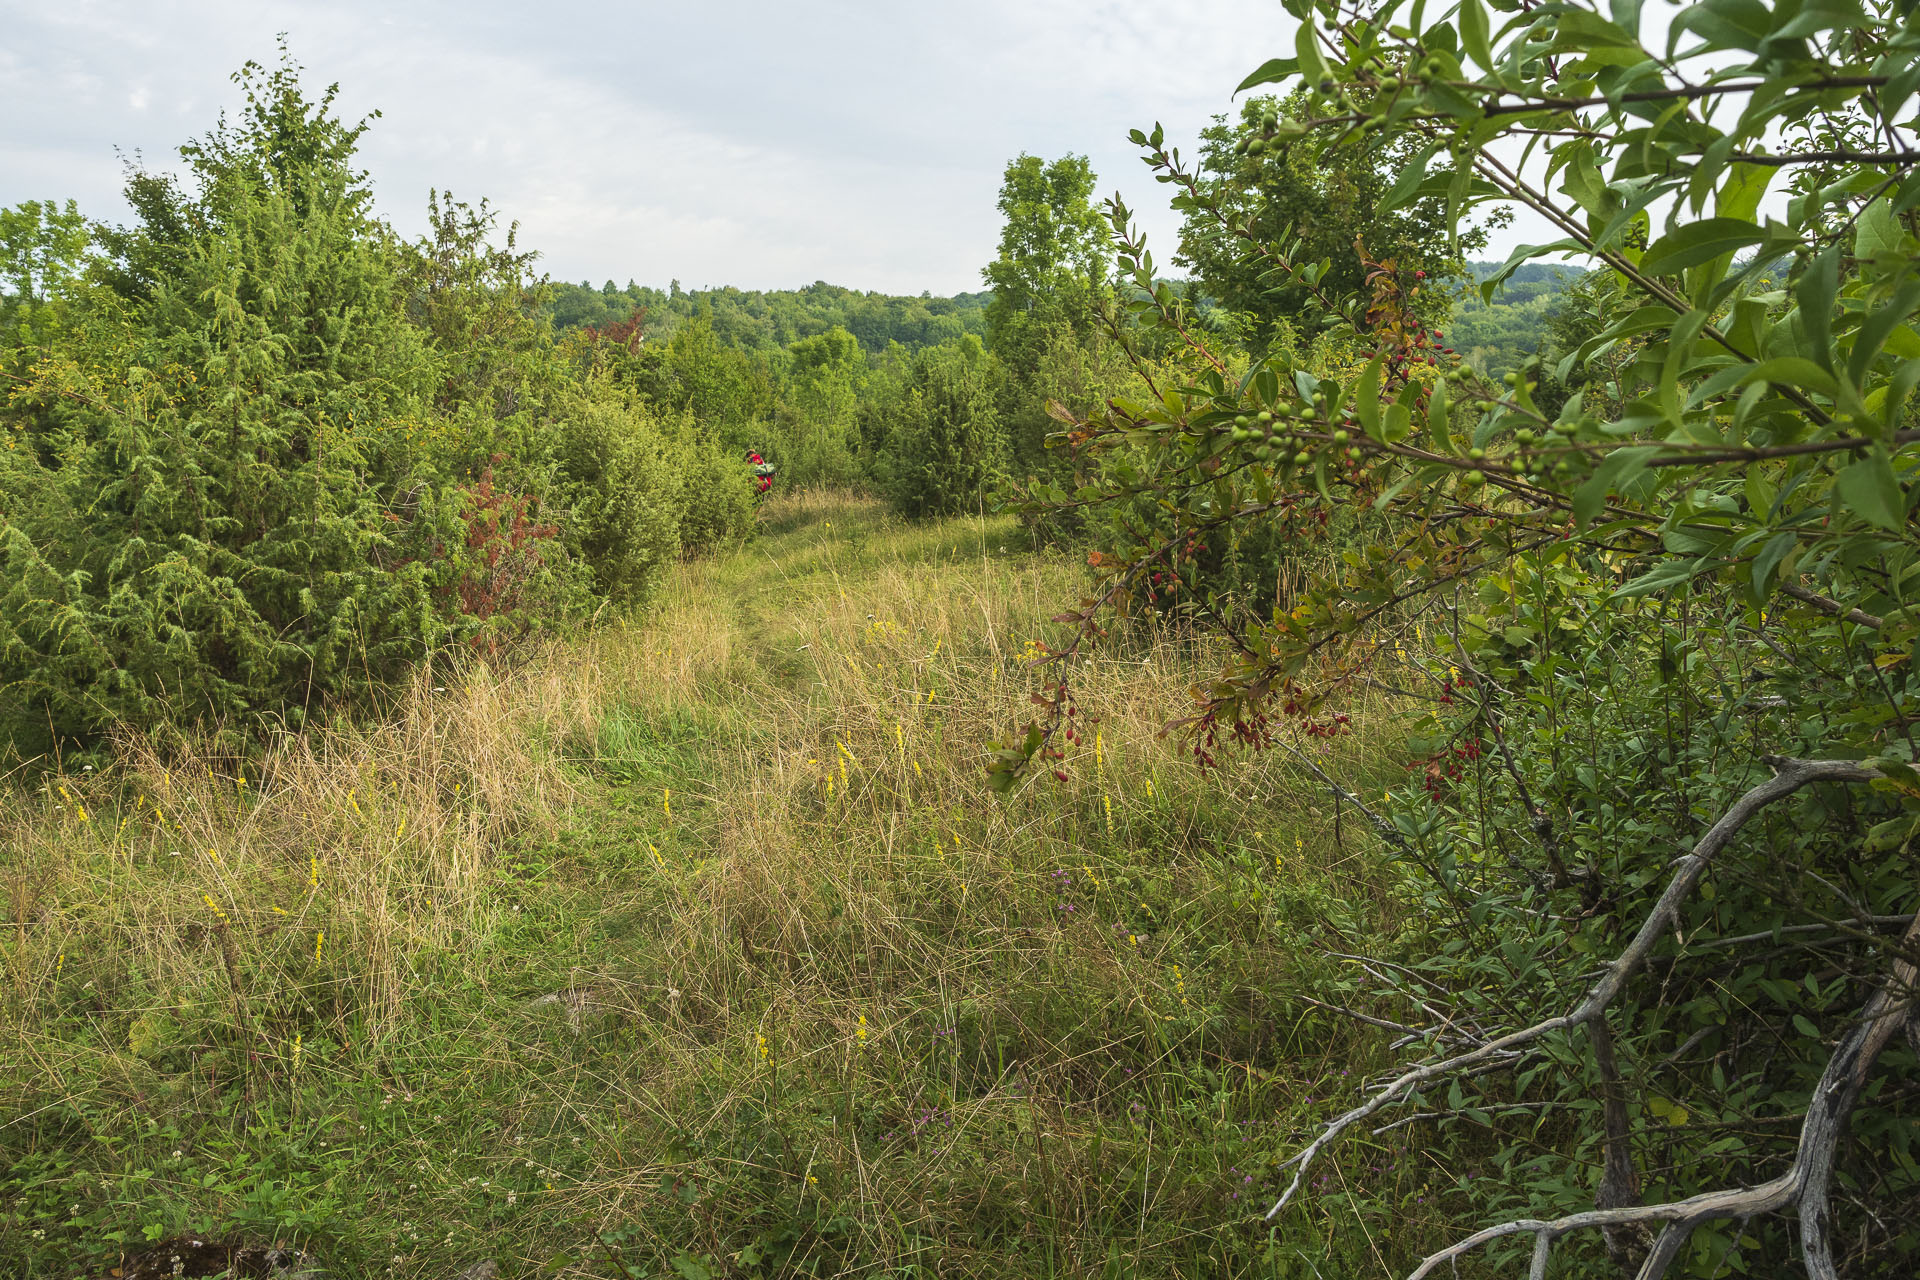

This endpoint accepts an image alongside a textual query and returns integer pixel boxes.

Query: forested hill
[547,278,992,353]
[1445,259,1582,377]
[548,264,1577,373]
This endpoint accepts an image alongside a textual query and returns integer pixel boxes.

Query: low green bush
[552,393,686,605]
[675,437,757,556]
[874,335,1008,518]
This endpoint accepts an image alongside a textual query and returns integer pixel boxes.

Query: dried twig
[1292,994,1477,1046]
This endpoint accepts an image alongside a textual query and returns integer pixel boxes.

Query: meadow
[3,492,1440,1280]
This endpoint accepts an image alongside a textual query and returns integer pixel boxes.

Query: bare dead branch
[1651,914,1915,960]
[1404,919,1914,1279]
[1292,994,1474,1044]
[1399,850,1917,1280]
[1266,756,1882,1226]
[1273,737,1408,851]
[1592,1016,1653,1271]
[1798,910,1920,1278]
[1369,1099,1563,1136]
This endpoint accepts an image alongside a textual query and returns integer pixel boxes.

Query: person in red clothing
[746,450,775,496]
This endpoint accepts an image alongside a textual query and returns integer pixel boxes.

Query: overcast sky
[4,1,1348,295]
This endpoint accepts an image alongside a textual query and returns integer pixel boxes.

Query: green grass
[2,492,1446,1279]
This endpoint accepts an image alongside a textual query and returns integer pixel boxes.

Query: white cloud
[3,1,1555,294]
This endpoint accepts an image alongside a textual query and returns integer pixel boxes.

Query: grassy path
[4,493,1430,1280]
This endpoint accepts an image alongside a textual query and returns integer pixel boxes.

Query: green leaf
[1791,1014,1822,1041]
[1750,530,1798,600]
[1612,557,1714,599]
[1639,218,1767,277]
[1426,376,1450,444]
[1659,309,1711,424]
[1384,402,1412,444]
[1236,57,1299,93]
[1847,280,1920,387]
[1459,0,1492,71]
[1381,144,1442,214]
[1864,816,1919,854]
[1481,239,1587,302]
[1355,352,1386,440]
[1855,197,1904,262]
[1834,452,1905,530]
[1716,160,1776,223]
[1376,463,1449,511]
[1674,0,1776,53]
[1796,247,1840,374]
[1573,445,1661,527]
[1295,22,1328,86]
[1736,357,1838,399]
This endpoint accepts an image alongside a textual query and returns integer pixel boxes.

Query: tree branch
[1403,906,1914,1280]
[1592,1015,1654,1272]
[1265,757,1882,1225]
[1798,909,1920,1278]
[1727,148,1920,167]
[1777,583,1885,629]
[1642,428,1920,468]
[1475,74,1890,118]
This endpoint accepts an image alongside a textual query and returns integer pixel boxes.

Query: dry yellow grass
[3,492,1432,1279]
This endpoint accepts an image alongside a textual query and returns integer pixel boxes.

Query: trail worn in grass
[3,493,1444,1279]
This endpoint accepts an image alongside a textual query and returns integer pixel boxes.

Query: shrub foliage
[1006,1,1920,1275]
[0,52,757,754]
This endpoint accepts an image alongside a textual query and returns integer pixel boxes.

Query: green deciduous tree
[1177,89,1487,347]
[0,200,90,307]
[0,46,739,757]
[982,153,1109,354]
[777,324,865,486]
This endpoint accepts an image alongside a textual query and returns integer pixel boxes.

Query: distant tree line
[547,279,991,355]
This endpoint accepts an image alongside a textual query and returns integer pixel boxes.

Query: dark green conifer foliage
[878,336,1007,518]
[1,52,459,750]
